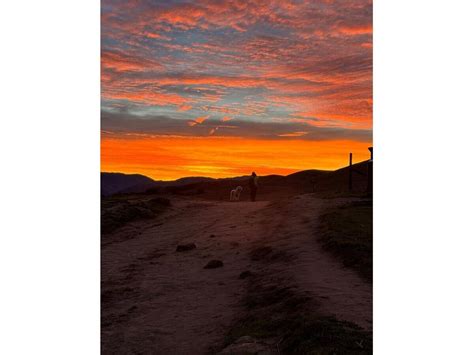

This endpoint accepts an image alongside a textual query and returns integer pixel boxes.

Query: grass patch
[224,276,372,354]
[318,199,372,282]
[280,315,371,354]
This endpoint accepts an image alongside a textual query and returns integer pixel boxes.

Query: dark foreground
[102,191,372,354]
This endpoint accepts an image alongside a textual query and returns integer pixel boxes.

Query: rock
[204,259,224,269]
[176,243,196,252]
[239,270,253,279]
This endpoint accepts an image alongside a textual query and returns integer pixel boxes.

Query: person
[249,172,258,202]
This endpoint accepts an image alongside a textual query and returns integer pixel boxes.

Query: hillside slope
[101,160,371,199]
[101,173,156,196]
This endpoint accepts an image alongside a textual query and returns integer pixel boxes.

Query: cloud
[101,111,372,142]
[101,0,373,144]
[278,131,308,137]
[188,115,210,126]
[101,49,163,72]
[102,89,192,107]
[179,104,193,111]
[338,24,373,35]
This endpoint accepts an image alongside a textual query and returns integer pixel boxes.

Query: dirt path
[102,194,372,354]
[102,199,270,354]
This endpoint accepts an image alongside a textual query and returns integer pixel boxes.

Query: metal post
[349,152,353,191]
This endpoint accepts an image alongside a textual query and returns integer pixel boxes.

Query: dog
[230,186,243,201]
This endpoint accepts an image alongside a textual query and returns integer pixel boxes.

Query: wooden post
[367,147,373,196]
[349,152,353,191]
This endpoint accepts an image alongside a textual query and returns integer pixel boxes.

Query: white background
[1,0,473,354]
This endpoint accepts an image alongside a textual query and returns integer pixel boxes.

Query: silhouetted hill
[101,174,224,196]
[141,160,371,200]
[101,173,156,196]
[102,160,371,199]
[171,176,216,186]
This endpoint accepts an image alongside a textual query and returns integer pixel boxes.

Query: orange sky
[101,1,372,180]
[101,135,371,180]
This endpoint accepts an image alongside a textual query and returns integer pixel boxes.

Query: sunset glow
[101,0,372,179]
[101,135,370,180]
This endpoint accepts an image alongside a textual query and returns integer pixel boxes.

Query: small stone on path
[204,260,223,269]
[176,243,196,252]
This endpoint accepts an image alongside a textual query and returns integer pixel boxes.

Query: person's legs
[250,188,256,202]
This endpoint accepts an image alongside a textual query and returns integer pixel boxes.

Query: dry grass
[101,195,170,234]
[318,199,373,282]
[224,274,372,354]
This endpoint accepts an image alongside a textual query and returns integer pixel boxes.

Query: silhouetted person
[249,172,258,202]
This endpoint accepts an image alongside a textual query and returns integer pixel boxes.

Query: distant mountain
[101,173,222,196]
[102,160,371,198]
[156,175,249,186]
[101,172,157,196]
[151,160,371,200]
[165,176,216,186]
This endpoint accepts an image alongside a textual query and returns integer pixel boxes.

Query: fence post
[367,147,373,195]
[349,152,353,191]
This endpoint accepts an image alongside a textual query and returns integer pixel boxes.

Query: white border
[1,0,474,353]
[0,1,100,354]
[375,0,474,353]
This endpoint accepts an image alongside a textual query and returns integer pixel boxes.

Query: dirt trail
[102,194,372,354]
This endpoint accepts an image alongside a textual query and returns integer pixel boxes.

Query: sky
[101,0,372,180]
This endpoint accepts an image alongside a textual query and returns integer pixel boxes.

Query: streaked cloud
[278,131,308,137]
[102,111,372,142]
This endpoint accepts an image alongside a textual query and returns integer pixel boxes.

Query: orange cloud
[101,50,163,72]
[179,104,193,111]
[195,115,210,124]
[278,131,308,137]
[188,115,210,126]
[338,24,373,35]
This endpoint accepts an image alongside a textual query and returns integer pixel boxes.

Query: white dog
[230,186,243,201]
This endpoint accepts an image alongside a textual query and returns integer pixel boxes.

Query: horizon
[101,0,372,180]
[101,154,370,182]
